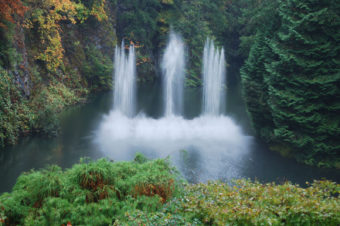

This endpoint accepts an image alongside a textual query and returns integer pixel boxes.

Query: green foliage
[116,0,165,78]
[29,82,82,135]
[115,0,255,85]
[0,0,115,147]
[117,0,161,49]
[241,0,340,167]
[202,0,248,63]
[81,44,113,91]
[266,0,340,166]
[0,67,33,147]
[134,152,148,164]
[76,0,108,22]
[0,0,339,170]
[180,180,340,225]
[0,23,18,68]
[0,156,179,225]
[240,5,280,142]
[1,157,339,225]
[0,63,88,146]
[170,0,211,87]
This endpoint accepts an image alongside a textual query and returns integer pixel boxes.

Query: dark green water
[0,80,339,194]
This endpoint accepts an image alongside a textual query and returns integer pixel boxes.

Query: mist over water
[95,112,251,182]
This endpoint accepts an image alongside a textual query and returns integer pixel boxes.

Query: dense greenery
[116,0,340,166]
[116,0,247,86]
[1,156,339,225]
[0,155,179,225]
[240,0,340,167]
[0,0,339,167]
[0,0,115,147]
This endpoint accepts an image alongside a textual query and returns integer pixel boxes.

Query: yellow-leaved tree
[25,0,107,73]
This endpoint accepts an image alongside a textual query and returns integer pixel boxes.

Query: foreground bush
[179,180,340,225]
[0,156,339,225]
[0,155,179,225]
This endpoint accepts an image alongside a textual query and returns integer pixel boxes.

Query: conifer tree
[241,32,275,141]
[240,0,280,142]
[264,0,340,165]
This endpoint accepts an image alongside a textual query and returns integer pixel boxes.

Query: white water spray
[202,38,226,115]
[161,31,185,116]
[96,33,250,183]
[95,111,251,182]
[114,41,136,117]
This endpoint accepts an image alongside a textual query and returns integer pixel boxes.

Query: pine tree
[241,32,275,141]
[264,0,340,166]
[240,0,280,142]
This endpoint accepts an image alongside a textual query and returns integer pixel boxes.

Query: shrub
[30,82,82,135]
[180,180,340,225]
[0,155,179,225]
[0,67,33,147]
[0,156,339,225]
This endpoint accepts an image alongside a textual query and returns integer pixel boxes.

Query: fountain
[96,32,250,183]
[161,31,185,116]
[113,41,136,117]
[202,38,226,115]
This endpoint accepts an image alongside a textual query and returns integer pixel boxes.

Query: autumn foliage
[134,179,174,203]
[0,0,28,28]
[21,0,108,72]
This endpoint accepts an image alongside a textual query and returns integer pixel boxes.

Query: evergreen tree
[264,0,340,166]
[241,32,275,141]
[240,0,280,142]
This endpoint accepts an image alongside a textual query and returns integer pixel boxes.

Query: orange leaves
[80,171,105,191]
[79,171,115,203]
[134,179,174,203]
[137,56,151,66]
[0,0,28,28]
[23,0,108,73]
[130,40,143,48]
[25,0,81,72]
[35,27,64,72]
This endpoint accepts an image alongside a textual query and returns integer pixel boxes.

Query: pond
[0,77,339,194]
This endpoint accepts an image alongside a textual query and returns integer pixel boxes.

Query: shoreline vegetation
[0,155,339,225]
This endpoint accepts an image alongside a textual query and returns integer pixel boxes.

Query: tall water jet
[113,41,136,117]
[161,31,185,116]
[202,38,226,115]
